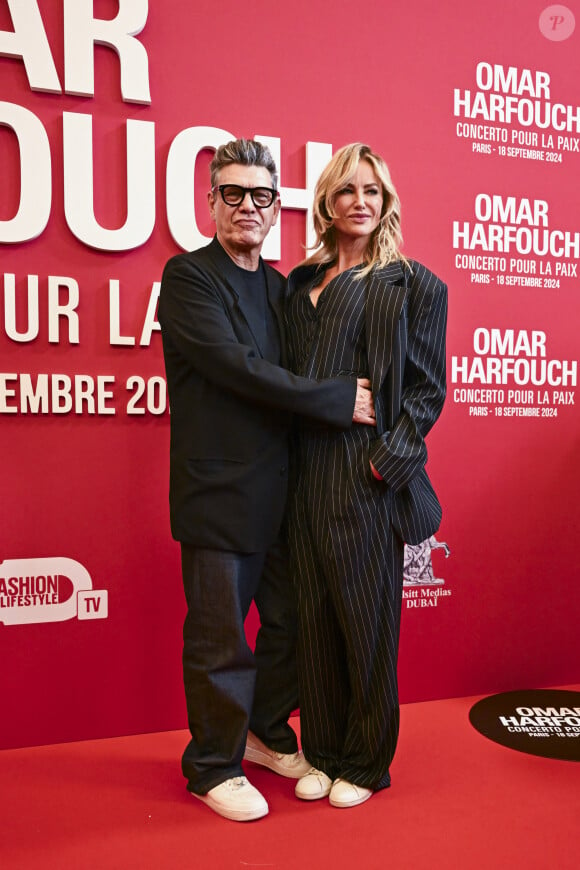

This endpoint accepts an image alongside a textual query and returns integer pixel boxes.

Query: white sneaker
[295,767,333,801]
[192,776,268,822]
[329,778,373,808]
[244,730,311,778]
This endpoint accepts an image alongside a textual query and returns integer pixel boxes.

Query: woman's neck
[334,238,367,273]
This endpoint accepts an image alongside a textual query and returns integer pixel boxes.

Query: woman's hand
[353,379,376,426]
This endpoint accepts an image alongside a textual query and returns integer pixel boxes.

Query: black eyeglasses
[212,184,278,208]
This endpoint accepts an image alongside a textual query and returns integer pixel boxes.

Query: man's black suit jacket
[158,238,356,553]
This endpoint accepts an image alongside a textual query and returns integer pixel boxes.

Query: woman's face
[330,159,383,245]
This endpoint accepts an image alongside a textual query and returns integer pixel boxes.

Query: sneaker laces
[227,776,248,791]
[306,767,327,779]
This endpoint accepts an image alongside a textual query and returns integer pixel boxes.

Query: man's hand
[353,378,376,426]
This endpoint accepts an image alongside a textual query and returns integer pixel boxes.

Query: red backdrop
[1,0,579,749]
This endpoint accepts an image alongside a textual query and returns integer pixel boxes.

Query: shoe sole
[295,787,332,801]
[244,746,309,779]
[192,792,269,822]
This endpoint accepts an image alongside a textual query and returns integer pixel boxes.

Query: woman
[286,143,447,808]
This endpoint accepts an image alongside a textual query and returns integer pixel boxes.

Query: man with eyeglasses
[158,139,375,822]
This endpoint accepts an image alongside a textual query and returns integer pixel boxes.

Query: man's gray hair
[210,139,278,189]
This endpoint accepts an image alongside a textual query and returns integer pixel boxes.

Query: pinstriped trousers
[289,424,403,791]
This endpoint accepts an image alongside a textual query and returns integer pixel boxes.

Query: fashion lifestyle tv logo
[0,557,107,625]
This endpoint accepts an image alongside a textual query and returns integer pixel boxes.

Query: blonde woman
[286,144,447,808]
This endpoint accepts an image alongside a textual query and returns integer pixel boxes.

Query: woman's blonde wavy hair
[303,143,406,275]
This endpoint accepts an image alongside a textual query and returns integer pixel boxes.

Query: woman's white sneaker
[329,778,373,808]
[295,768,333,801]
[193,776,268,821]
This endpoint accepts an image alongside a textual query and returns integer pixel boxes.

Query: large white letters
[0,0,150,101]
[0,3,329,253]
[0,102,52,242]
[0,0,61,92]
[3,274,39,341]
[48,276,80,344]
[259,137,332,259]
[64,0,151,103]
[63,112,156,251]
[3,274,79,343]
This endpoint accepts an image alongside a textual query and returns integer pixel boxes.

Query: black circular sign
[469,689,580,761]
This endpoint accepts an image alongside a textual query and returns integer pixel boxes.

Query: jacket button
[280,466,287,476]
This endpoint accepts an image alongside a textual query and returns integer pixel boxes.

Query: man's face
[208,164,280,260]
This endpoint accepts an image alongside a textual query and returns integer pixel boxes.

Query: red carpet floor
[2,688,578,870]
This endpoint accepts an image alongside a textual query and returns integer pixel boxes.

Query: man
[158,139,374,822]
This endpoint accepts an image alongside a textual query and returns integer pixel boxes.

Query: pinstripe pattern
[365,260,448,544]
[286,261,447,790]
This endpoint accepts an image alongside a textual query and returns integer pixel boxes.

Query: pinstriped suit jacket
[289,258,447,546]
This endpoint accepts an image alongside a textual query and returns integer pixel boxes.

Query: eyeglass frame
[211,184,279,209]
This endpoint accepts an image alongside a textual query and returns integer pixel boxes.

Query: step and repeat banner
[1,0,579,748]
